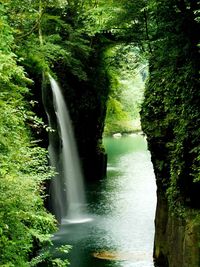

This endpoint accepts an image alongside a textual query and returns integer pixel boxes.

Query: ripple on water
[51,136,156,267]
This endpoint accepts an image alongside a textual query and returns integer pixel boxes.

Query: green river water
[52,135,157,267]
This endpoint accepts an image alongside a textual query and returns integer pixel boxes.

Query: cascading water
[44,74,90,224]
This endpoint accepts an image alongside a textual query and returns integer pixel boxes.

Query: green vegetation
[0,1,72,266]
[141,0,200,212]
[0,15,54,267]
[140,1,200,263]
[103,45,147,135]
[0,0,200,265]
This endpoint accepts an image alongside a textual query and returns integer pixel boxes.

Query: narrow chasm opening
[100,44,157,266]
[50,44,157,267]
[103,45,147,137]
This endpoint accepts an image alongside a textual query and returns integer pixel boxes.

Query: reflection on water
[52,135,157,267]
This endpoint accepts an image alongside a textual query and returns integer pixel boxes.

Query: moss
[141,1,200,265]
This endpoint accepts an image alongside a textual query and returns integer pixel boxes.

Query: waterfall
[44,75,90,224]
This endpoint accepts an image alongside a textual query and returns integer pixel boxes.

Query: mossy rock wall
[53,43,109,180]
[25,39,109,181]
[154,193,200,267]
[141,1,200,266]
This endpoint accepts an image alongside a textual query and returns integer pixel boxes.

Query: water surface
[53,135,156,267]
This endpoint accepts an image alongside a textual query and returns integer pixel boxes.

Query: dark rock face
[53,45,109,181]
[140,2,200,265]
[144,132,200,267]
[154,193,200,267]
[142,73,200,266]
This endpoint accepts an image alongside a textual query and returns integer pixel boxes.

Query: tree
[103,44,147,135]
[0,3,71,265]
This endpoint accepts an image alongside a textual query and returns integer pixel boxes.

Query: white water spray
[46,75,91,223]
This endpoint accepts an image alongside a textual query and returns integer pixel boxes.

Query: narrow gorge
[0,1,199,267]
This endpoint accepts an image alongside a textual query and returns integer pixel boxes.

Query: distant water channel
[52,135,157,267]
